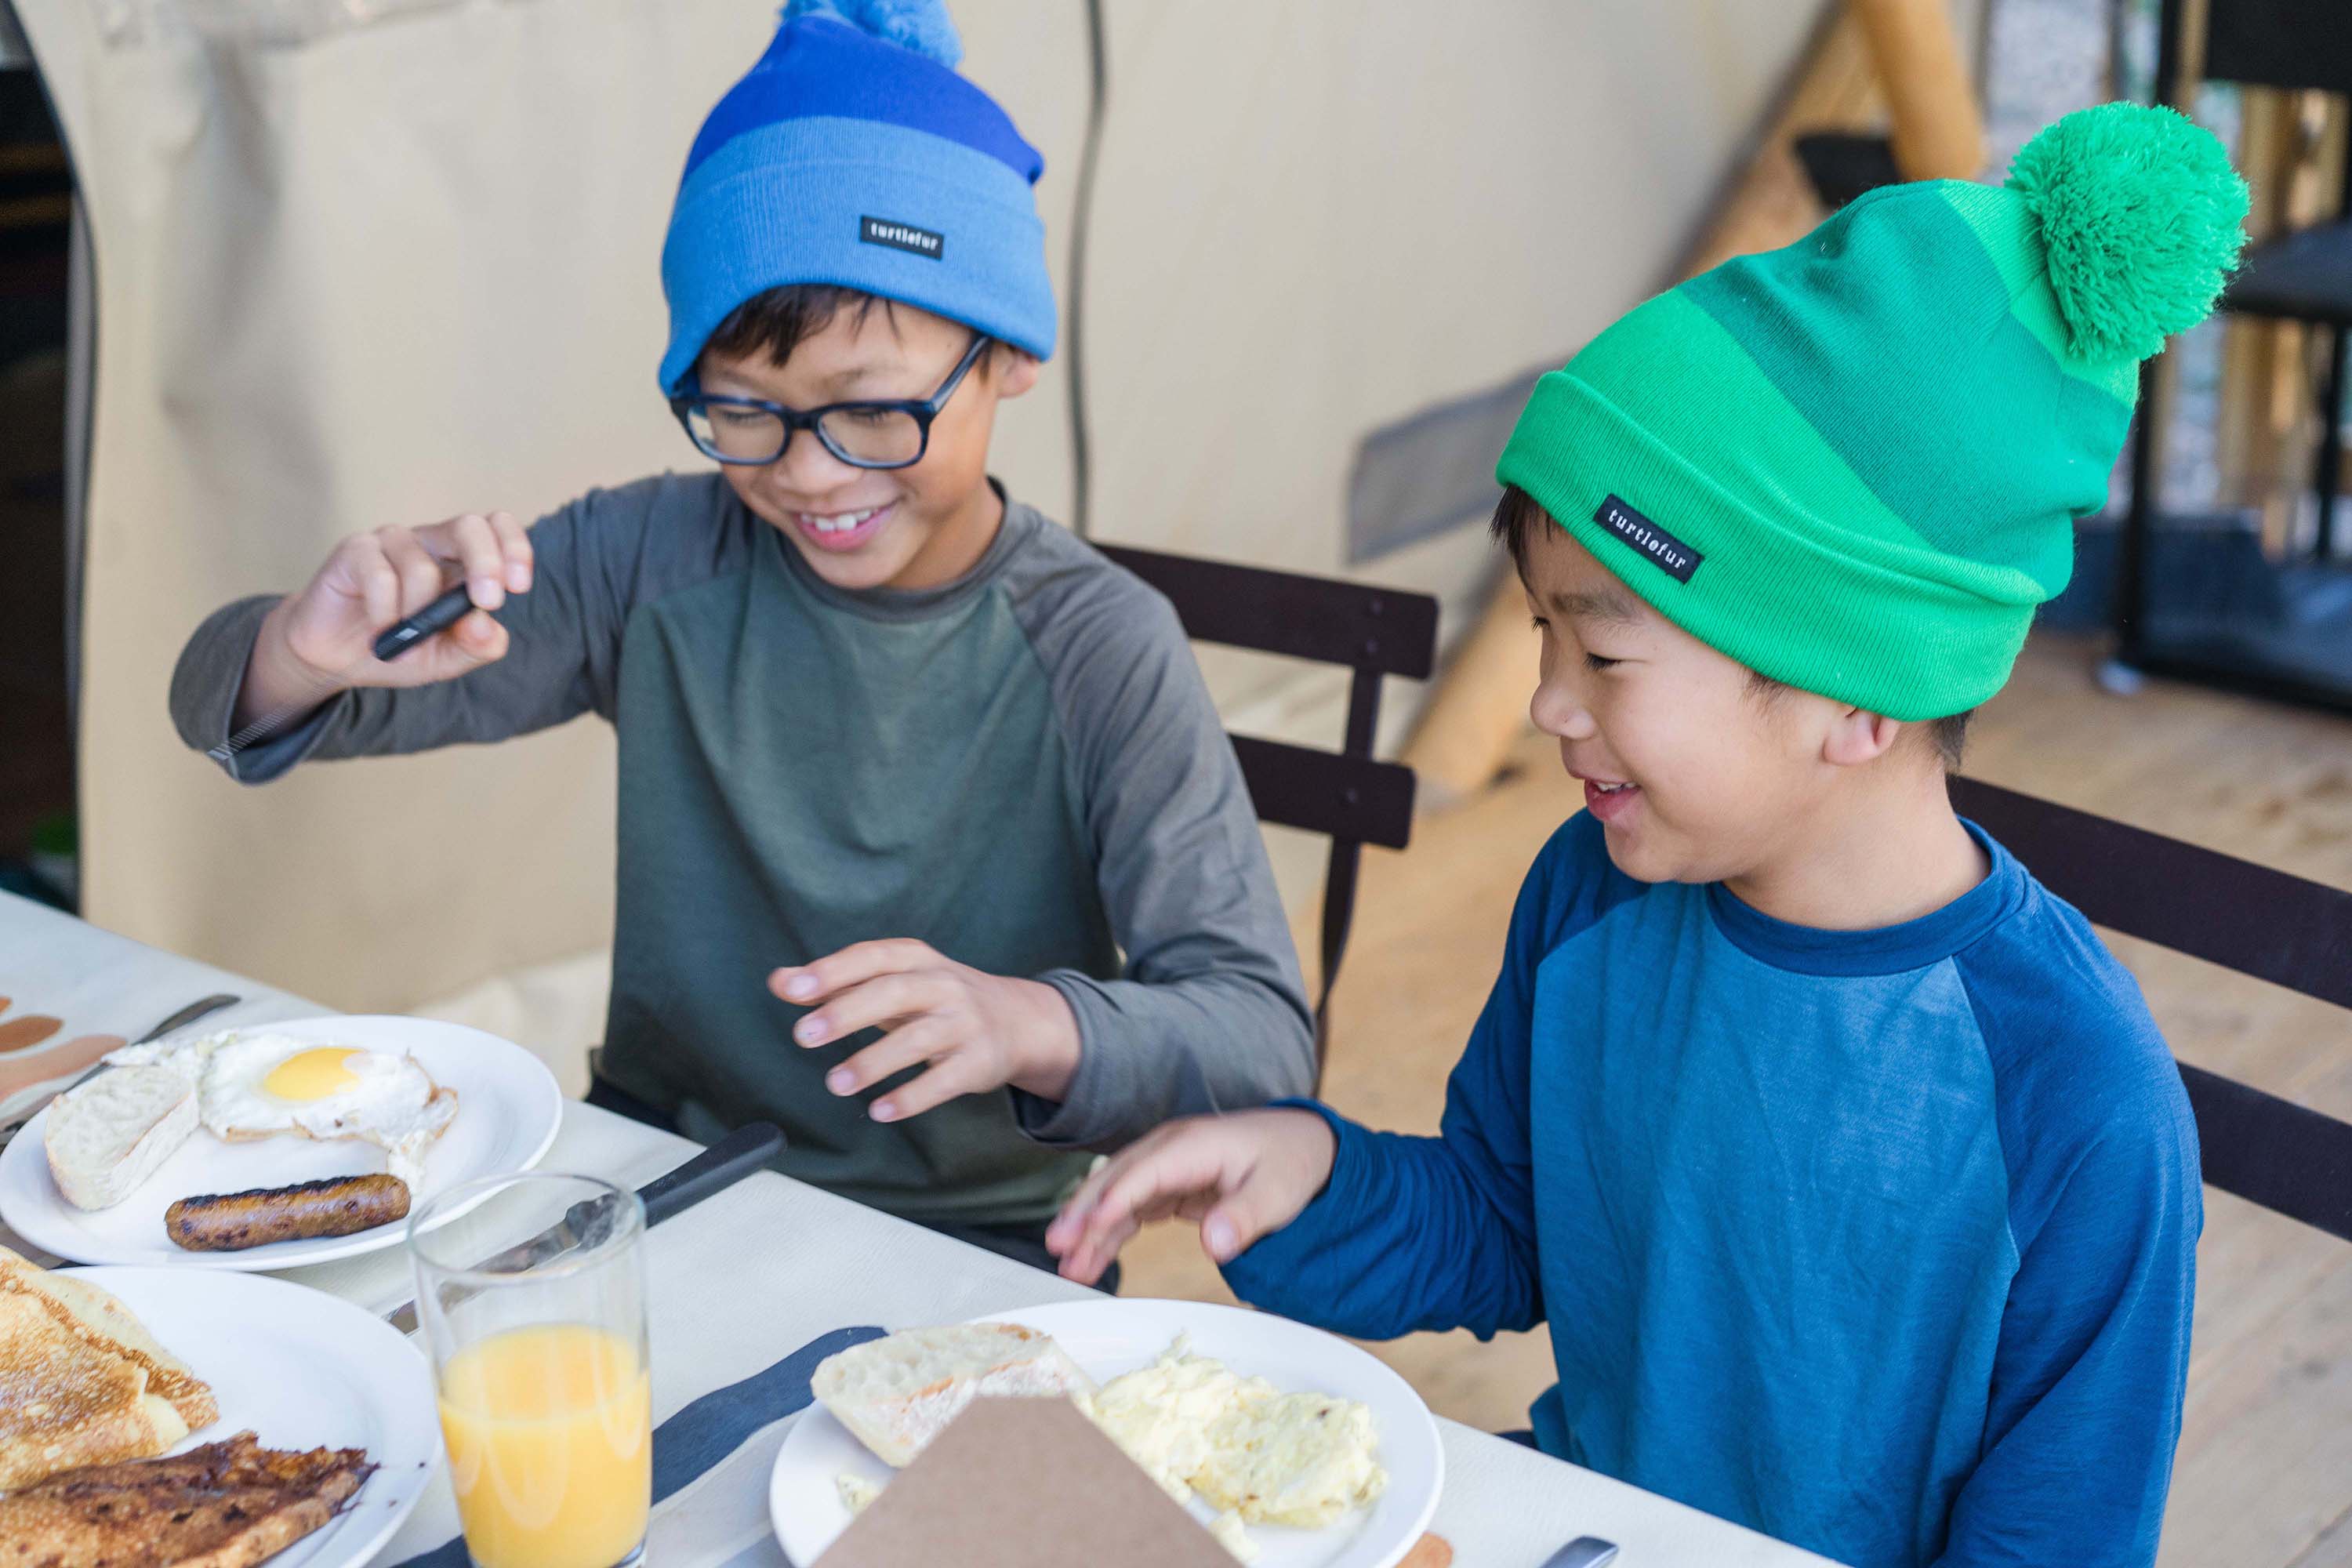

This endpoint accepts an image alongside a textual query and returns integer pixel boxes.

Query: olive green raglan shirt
[170,474,1315,1228]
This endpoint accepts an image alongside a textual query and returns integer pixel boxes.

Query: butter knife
[1541,1539,1620,1568]
[384,1120,784,1334]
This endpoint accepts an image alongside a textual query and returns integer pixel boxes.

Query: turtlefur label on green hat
[1595,494,1703,583]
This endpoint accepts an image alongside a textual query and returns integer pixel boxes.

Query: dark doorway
[0,56,75,910]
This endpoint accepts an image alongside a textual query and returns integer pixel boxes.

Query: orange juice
[437,1322,652,1568]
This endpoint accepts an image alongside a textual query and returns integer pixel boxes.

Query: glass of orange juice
[409,1173,652,1568]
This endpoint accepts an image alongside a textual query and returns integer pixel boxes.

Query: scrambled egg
[1076,1336,1387,1537]
[1192,1391,1387,1529]
[1076,1339,1269,1505]
[1206,1508,1259,1563]
[836,1472,884,1515]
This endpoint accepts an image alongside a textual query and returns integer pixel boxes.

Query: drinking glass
[409,1173,651,1568]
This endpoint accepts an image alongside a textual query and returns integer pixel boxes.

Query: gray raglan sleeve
[1011,557,1317,1149]
[169,474,719,782]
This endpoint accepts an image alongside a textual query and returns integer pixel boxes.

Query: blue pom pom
[779,0,963,68]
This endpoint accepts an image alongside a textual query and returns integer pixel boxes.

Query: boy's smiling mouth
[1572,770,1643,823]
[791,500,895,553]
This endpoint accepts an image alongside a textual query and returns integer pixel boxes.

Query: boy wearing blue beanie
[170,0,1314,1269]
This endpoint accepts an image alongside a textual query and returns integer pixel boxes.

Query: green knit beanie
[1495,102,2249,720]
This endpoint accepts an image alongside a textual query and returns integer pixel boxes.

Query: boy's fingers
[1047,1162,1127,1252]
[1074,1143,1229,1261]
[1062,1213,1142,1284]
[487,510,533,591]
[826,1017,955,1097]
[377,528,450,618]
[442,513,508,612]
[869,1056,981,1123]
[1048,1122,1196,1247]
[1199,1188,1277,1263]
[1054,1203,1140,1282]
[448,609,508,664]
[1051,1131,1172,1237]
[773,938,939,1004]
[791,972,940,1047]
[351,541,403,635]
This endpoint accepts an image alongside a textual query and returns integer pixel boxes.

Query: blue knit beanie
[656,0,1056,394]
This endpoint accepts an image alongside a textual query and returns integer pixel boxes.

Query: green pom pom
[2005,102,2249,361]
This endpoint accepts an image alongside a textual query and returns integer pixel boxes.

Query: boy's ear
[990,346,1042,400]
[1820,706,1903,769]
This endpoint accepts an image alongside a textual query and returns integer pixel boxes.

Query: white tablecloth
[0,892,1838,1566]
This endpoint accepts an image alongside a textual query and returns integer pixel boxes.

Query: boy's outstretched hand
[1044,1109,1338,1286]
[771,940,1084,1124]
[237,512,534,729]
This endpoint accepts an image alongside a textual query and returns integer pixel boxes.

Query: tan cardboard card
[813,1396,1234,1568]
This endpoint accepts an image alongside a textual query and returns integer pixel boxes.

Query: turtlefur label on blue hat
[1595,494,1702,583]
[861,216,946,259]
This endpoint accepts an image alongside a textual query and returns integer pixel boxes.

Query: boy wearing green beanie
[1050,103,2248,1567]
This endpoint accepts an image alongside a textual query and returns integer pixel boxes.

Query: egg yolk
[263,1047,365,1101]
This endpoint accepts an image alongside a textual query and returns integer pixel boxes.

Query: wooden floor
[1116,633,2352,1568]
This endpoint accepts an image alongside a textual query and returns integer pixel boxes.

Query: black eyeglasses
[670,332,992,470]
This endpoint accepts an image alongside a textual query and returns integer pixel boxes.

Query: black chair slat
[1232,736,1416,851]
[2205,0,2352,96]
[2220,221,2352,330]
[2180,1064,2352,1243]
[1101,541,1436,1065]
[1948,777,2352,1010]
[1098,543,1439,681]
[1951,776,2352,1242]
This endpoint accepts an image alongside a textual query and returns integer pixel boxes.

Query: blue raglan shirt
[1223,812,2199,1568]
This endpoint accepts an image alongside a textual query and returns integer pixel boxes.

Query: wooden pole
[2214,90,2292,523]
[1849,0,1986,180]
[1401,9,1887,807]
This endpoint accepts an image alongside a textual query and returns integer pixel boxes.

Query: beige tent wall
[20,0,1832,1025]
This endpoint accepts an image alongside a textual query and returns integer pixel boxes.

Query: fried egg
[107,1030,458,1185]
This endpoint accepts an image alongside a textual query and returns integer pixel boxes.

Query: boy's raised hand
[770,939,1085,1124]
[238,512,534,728]
[1044,1109,1338,1286]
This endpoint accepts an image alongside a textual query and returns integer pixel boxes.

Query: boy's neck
[1720,764,1988,932]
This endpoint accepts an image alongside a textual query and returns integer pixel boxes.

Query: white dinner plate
[51,1266,442,1568]
[0,1015,562,1269]
[770,1298,1445,1568]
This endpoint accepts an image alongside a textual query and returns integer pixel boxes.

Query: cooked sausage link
[165,1174,412,1250]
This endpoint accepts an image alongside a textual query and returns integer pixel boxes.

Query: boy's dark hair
[1490,485,1972,768]
[702,284,902,371]
[1490,482,1545,576]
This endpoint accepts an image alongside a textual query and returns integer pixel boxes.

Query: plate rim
[768,1295,1445,1568]
[56,1262,444,1568]
[0,1014,563,1270]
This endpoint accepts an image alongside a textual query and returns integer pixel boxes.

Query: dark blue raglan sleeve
[1219,813,1634,1341]
[1936,892,2201,1568]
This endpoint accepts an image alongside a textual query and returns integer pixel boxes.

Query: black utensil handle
[133,993,241,1045]
[637,1122,784,1227]
[372,584,475,662]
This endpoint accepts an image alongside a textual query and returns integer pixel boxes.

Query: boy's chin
[1591,815,1705,886]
